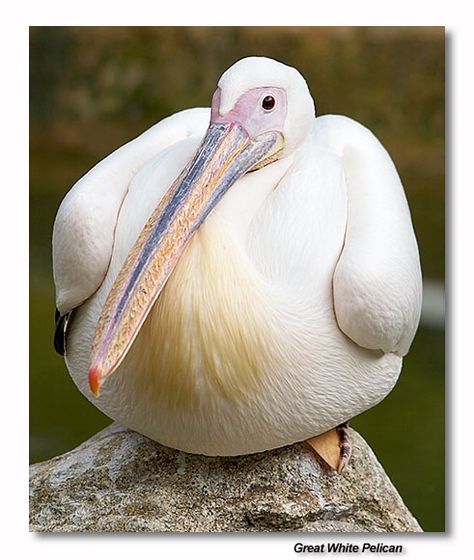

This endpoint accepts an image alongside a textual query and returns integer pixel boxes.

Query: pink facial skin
[211,87,288,140]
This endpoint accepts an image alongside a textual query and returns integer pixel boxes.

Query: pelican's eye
[261,95,276,111]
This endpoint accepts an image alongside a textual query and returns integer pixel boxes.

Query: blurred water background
[29,27,445,531]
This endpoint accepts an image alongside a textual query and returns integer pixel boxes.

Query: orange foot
[306,421,352,474]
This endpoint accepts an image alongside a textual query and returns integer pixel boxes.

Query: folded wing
[52,108,210,315]
[316,115,422,356]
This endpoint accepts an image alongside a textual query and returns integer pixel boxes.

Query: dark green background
[29,27,445,531]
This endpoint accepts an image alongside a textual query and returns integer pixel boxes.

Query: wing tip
[53,308,70,356]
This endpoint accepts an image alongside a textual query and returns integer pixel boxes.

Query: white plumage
[52,57,422,457]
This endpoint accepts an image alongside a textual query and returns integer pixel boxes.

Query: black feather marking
[54,308,71,356]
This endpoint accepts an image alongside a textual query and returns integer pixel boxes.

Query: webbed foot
[306,421,352,474]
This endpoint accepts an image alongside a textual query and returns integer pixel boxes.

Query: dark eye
[261,95,276,111]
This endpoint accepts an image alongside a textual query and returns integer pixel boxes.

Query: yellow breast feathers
[125,217,282,409]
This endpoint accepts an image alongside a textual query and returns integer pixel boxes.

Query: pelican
[52,57,422,472]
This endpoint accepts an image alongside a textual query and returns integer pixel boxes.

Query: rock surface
[29,423,422,532]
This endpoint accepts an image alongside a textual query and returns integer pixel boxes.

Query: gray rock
[29,423,422,532]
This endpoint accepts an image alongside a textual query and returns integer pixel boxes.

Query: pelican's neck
[211,153,294,243]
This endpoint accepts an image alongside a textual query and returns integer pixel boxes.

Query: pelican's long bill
[88,121,283,395]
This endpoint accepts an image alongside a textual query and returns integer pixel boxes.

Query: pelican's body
[53,58,422,457]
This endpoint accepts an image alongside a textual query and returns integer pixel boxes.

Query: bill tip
[88,366,102,396]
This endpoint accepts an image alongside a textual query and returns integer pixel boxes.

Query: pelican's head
[213,56,315,158]
[88,57,316,395]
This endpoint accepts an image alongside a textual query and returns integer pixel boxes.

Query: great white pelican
[52,57,422,472]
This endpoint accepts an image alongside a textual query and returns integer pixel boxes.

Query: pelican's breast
[125,214,285,410]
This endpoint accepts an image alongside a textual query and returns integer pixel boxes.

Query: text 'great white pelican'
[53,57,422,472]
